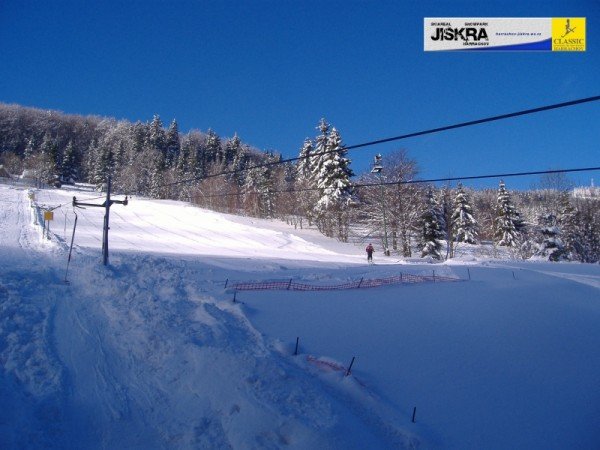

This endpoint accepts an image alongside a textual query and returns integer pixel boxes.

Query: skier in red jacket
[366,243,374,263]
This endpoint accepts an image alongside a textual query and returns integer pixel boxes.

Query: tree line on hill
[0,102,598,262]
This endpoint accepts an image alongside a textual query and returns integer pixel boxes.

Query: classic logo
[552,17,586,51]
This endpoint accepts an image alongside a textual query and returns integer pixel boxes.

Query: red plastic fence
[232,273,461,292]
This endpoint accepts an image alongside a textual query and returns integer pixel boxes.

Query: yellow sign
[552,17,586,51]
[44,211,54,221]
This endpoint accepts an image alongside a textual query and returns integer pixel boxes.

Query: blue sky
[1,1,598,188]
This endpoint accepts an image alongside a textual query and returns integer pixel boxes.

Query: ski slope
[1,183,599,449]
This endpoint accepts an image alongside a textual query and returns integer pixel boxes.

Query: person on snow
[366,243,374,263]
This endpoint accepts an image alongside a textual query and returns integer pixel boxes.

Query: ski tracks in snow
[53,254,415,448]
[1,186,416,448]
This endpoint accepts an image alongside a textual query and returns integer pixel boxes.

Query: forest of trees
[1,102,598,263]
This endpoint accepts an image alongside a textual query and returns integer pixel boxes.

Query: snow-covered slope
[1,184,599,449]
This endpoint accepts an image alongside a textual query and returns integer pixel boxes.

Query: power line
[160,95,599,189]
[182,166,600,201]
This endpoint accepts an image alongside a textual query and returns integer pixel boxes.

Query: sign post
[43,210,54,239]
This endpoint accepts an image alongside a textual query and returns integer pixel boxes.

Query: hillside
[1,182,599,449]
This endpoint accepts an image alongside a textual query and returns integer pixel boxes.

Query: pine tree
[175,137,199,201]
[224,133,241,169]
[421,189,444,259]
[231,144,249,188]
[534,212,566,261]
[39,132,59,184]
[439,186,453,258]
[310,119,329,187]
[149,150,166,199]
[205,129,222,168]
[313,126,354,240]
[23,136,36,168]
[61,141,77,184]
[92,143,115,190]
[557,194,581,260]
[494,180,522,247]
[165,119,181,169]
[578,201,600,263]
[244,164,275,218]
[297,138,314,182]
[130,121,148,157]
[452,183,478,244]
[148,115,166,156]
[295,138,317,224]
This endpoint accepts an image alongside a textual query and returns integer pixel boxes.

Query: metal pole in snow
[102,176,111,266]
[345,356,356,376]
[412,407,417,423]
[64,212,78,283]
[294,337,299,355]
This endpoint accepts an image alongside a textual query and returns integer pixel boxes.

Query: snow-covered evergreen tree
[61,141,77,184]
[557,194,581,261]
[92,143,115,190]
[295,138,317,224]
[313,126,354,240]
[420,189,444,259]
[578,201,600,263]
[224,133,241,169]
[147,115,166,156]
[534,213,566,261]
[310,119,330,188]
[452,183,478,244]
[23,136,36,168]
[165,119,181,169]
[494,180,522,247]
[243,164,275,218]
[297,138,314,183]
[149,150,166,199]
[39,132,59,184]
[439,186,453,258]
[204,129,222,167]
[231,144,249,188]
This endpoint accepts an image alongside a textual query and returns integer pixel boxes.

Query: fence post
[224,278,228,289]
[467,267,471,280]
[357,277,363,288]
[287,278,293,290]
[294,337,299,355]
[233,290,237,303]
[412,407,417,423]
[432,270,436,282]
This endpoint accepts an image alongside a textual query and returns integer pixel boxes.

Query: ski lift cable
[156,95,599,190]
[181,166,600,201]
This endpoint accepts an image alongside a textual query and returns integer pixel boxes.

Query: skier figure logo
[561,19,576,38]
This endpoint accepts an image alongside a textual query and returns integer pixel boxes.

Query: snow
[1,183,599,449]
